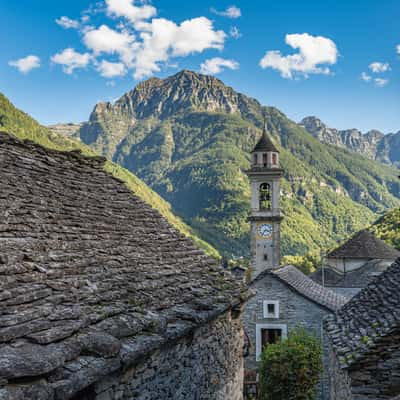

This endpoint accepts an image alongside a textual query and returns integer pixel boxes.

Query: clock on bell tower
[245,124,283,279]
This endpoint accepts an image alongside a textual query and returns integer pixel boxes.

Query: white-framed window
[256,323,287,361]
[263,300,279,319]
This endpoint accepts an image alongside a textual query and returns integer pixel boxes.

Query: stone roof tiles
[328,229,400,259]
[253,265,348,312]
[252,130,279,153]
[324,258,400,369]
[0,132,245,398]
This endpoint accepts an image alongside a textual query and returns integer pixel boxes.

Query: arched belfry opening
[259,183,271,210]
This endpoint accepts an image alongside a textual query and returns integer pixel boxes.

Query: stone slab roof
[253,265,347,312]
[311,260,390,288]
[252,130,278,153]
[0,132,245,399]
[328,229,400,259]
[324,258,400,369]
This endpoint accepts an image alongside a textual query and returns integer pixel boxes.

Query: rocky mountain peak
[300,116,328,131]
[103,70,259,120]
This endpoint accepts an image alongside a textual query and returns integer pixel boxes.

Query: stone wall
[327,338,353,400]
[328,328,400,400]
[73,311,244,400]
[243,275,331,399]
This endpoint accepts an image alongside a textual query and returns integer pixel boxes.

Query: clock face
[258,223,273,238]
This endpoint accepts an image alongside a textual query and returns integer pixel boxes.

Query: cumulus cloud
[51,48,91,74]
[229,26,241,39]
[211,5,241,18]
[55,16,80,29]
[259,33,338,79]
[52,1,227,79]
[200,57,239,74]
[83,25,136,65]
[369,62,390,73]
[133,17,225,78]
[97,60,127,77]
[8,55,40,73]
[105,0,156,28]
[396,44,400,54]
[374,78,389,87]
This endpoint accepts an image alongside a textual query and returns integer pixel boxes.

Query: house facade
[0,132,246,400]
[243,266,346,399]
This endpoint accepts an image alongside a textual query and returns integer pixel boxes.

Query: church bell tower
[246,125,283,279]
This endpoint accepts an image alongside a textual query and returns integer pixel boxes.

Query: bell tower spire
[245,122,283,279]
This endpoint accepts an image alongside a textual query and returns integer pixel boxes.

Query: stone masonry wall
[327,338,353,400]
[328,328,400,399]
[75,311,244,400]
[243,275,331,400]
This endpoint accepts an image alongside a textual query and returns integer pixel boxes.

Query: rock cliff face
[47,122,83,138]
[300,116,400,166]
[75,70,400,257]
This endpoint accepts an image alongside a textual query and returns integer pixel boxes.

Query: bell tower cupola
[246,123,283,279]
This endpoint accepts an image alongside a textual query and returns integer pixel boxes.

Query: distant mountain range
[300,116,400,167]
[0,92,219,258]
[50,70,400,257]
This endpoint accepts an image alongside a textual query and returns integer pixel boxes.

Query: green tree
[259,327,323,400]
[282,251,322,275]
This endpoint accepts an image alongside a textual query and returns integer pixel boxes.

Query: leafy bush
[259,327,323,400]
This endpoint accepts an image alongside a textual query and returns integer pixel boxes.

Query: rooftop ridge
[328,229,400,259]
[0,130,107,169]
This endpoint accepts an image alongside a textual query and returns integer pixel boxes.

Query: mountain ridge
[70,70,400,257]
[300,116,400,167]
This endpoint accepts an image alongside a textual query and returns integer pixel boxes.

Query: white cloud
[55,16,80,29]
[52,2,227,80]
[105,0,156,27]
[259,33,338,79]
[51,48,91,74]
[369,62,390,73]
[133,17,225,78]
[97,60,127,77]
[211,5,241,19]
[360,72,372,82]
[229,26,241,39]
[8,55,40,73]
[200,57,239,75]
[374,78,389,87]
[397,44,400,55]
[83,25,136,65]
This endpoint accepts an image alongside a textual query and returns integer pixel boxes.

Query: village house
[243,129,347,399]
[311,230,400,298]
[0,132,246,400]
[325,258,400,399]
[243,266,347,398]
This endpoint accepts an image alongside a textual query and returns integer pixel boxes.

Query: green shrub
[259,327,323,400]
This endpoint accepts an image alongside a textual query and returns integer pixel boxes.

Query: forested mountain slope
[73,70,400,257]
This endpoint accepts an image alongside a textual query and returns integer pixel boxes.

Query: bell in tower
[245,123,283,280]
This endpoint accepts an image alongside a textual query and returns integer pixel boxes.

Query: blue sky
[1,0,399,132]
